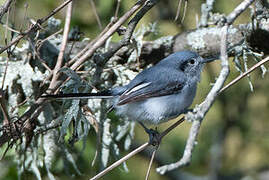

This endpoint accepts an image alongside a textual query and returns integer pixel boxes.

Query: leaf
[60,99,80,141]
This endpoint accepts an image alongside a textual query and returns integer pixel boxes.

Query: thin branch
[2,5,10,90]
[43,0,150,94]
[114,0,121,18]
[226,0,255,25]
[0,0,73,54]
[89,0,102,30]
[159,117,185,139]
[90,143,149,180]
[156,25,230,174]
[0,0,13,21]
[199,0,215,27]
[220,56,269,93]
[70,0,147,70]
[174,0,182,21]
[18,2,28,31]
[89,116,185,179]
[49,1,73,90]
[181,0,188,24]
[0,89,10,125]
[145,148,158,180]
[1,24,20,34]
[0,0,148,149]
[96,0,160,66]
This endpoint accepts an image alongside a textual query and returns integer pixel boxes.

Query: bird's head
[159,51,215,82]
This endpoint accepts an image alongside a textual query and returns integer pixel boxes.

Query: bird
[42,51,214,144]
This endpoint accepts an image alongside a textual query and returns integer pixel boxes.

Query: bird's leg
[138,122,161,146]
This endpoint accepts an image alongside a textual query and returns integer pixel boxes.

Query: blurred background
[0,0,269,180]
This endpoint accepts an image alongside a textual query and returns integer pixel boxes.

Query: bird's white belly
[115,84,196,124]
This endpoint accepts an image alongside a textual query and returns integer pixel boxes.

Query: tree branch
[0,0,13,22]
[0,0,73,54]
[49,1,73,90]
[156,24,230,175]
[227,0,255,25]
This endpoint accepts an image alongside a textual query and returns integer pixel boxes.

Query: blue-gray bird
[42,51,213,141]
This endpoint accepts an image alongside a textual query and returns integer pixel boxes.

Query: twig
[0,0,148,149]
[89,115,185,179]
[220,56,269,93]
[114,0,121,18]
[96,0,160,66]
[2,5,10,90]
[89,0,102,30]
[34,123,61,136]
[181,0,188,24]
[156,24,230,175]
[1,24,20,34]
[199,0,215,27]
[90,143,149,180]
[226,0,255,25]
[49,1,72,90]
[0,0,13,21]
[159,117,185,139]
[43,0,149,94]
[19,2,28,31]
[0,0,73,54]
[174,0,182,22]
[145,147,158,180]
[0,89,10,125]
[70,0,147,70]
[155,0,256,174]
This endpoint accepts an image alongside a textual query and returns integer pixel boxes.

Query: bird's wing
[117,80,184,105]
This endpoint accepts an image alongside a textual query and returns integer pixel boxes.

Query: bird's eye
[189,58,195,64]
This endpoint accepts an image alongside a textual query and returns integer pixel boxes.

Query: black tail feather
[41,90,114,99]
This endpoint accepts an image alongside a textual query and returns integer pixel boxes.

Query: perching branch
[90,143,149,180]
[156,24,230,175]
[90,117,186,179]
[0,0,268,179]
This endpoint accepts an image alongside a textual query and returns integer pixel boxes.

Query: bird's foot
[145,128,161,146]
[139,122,161,146]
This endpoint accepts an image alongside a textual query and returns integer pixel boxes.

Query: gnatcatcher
[42,51,214,143]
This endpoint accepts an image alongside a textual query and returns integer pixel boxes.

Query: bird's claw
[145,128,161,146]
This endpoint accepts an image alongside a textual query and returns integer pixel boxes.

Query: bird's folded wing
[117,81,184,105]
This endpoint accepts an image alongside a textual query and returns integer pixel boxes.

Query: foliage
[0,0,269,180]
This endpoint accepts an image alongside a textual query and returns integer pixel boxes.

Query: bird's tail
[41,90,114,99]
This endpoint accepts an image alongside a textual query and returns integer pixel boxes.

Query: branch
[97,0,160,65]
[156,24,230,175]
[70,0,148,70]
[145,148,157,180]
[49,1,73,90]
[0,0,155,149]
[90,143,149,180]
[0,0,13,21]
[43,0,148,92]
[220,55,269,93]
[199,0,215,27]
[227,0,255,25]
[0,0,73,54]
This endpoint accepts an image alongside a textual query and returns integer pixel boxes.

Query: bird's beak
[201,56,218,64]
